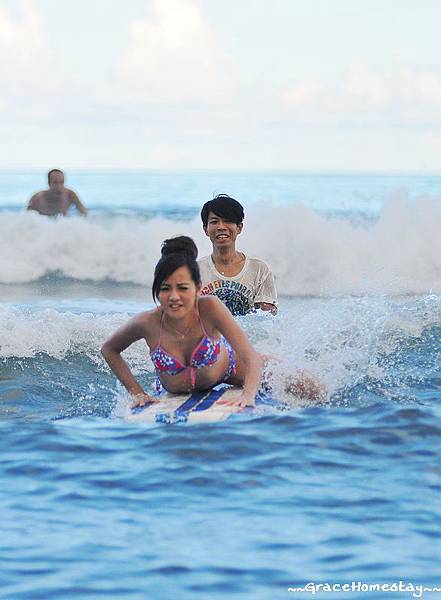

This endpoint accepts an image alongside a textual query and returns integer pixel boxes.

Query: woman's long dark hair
[152,236,201,300]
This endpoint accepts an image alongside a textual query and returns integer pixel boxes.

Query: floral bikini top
[150,313,223,391]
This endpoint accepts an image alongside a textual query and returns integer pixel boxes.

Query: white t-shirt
[198,255,277,316]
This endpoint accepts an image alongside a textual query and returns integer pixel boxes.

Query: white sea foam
[1,296,440,404]
[1,196,441,294]
[0,306,151,374]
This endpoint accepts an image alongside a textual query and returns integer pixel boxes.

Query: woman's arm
[101,312,158,405]
[201,297,262,408]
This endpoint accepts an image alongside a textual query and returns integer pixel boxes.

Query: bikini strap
[197,312,209,338]
[157,311,165,346]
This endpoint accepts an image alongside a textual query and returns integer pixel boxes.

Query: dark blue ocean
[1,172,441,599]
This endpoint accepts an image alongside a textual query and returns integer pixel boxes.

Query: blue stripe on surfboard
[154,388,226,423]
[192,387,228,411]
[174,390,209,415]
[154,389,211,424]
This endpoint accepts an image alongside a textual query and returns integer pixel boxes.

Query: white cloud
[116,0,236,105]
[0,1,94,122]
[282,63,441,127]
[0,0,51,101]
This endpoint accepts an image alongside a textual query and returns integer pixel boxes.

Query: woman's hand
[131,393,160,409]
[216,391,256,410]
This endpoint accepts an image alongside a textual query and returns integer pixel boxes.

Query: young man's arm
[255,302,278,315]
[254,264,278,315]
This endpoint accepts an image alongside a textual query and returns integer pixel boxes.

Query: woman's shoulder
[129,308,161,331]
[198,294,222,311]
[198,294,231,322]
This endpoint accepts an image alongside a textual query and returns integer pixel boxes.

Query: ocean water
[1,172,441,599]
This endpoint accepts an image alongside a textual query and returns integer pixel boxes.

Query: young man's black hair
[200,194,244,228]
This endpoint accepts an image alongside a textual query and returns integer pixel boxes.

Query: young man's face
[204,211,243,249]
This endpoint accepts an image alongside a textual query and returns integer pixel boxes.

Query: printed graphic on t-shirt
[200,279,254,316]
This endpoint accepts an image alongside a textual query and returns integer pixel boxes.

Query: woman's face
[158,266,200,317]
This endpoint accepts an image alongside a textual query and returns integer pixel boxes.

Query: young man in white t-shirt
[198,194,277,316]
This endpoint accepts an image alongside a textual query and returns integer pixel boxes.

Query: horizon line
[0,168,440,177]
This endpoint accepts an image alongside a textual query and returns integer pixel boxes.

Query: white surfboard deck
[126,385,247,424]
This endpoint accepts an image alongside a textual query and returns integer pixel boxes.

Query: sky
[1,0,441,172]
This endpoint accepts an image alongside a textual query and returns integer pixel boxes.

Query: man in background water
[27,169,88,216]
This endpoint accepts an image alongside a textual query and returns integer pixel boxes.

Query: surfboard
[125,384,268,424]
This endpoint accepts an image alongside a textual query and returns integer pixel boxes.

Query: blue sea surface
[1,172,441,599]
[2,170,441,216]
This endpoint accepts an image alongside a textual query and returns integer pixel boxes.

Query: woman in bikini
[101,236,262,409]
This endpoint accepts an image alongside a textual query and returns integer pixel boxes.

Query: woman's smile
[158,266,200,317]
